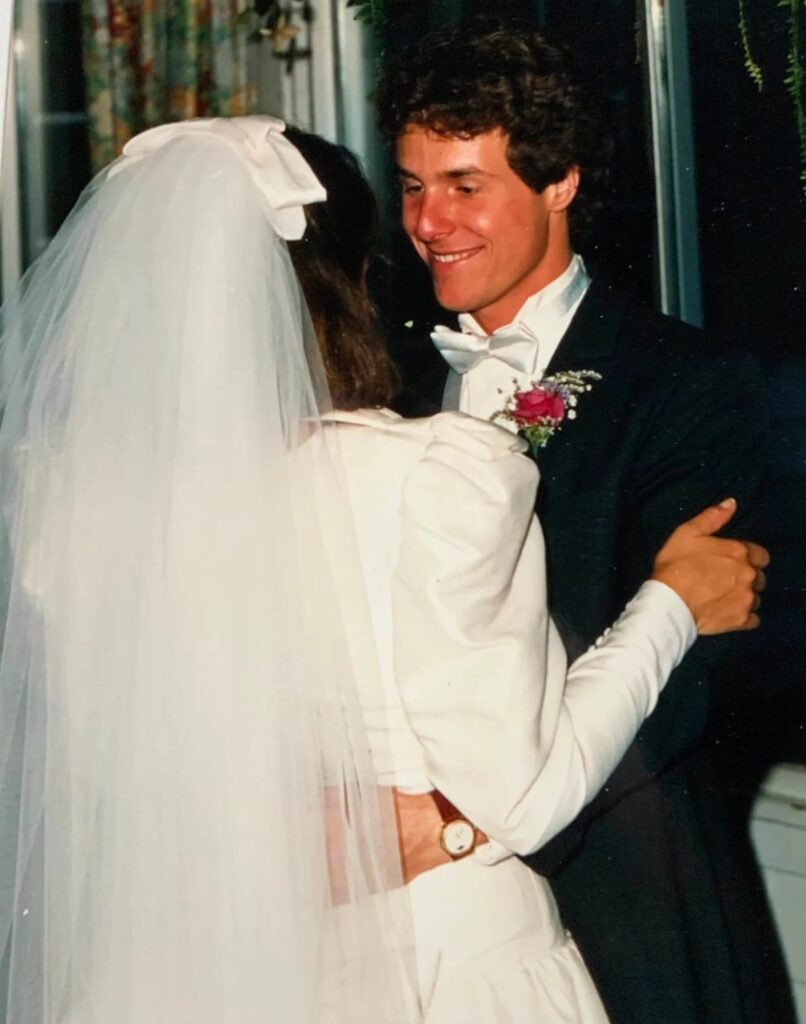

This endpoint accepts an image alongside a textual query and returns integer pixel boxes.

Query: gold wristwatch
[431,791,478,859]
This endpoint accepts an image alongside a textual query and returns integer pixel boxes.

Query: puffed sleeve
[392,412,696,860]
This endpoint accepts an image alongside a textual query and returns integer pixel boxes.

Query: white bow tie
[431,322,540,376]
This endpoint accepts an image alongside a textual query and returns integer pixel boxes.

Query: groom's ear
[547,166,580,213]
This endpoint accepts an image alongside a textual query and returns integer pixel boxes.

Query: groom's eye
[400,181,423,196]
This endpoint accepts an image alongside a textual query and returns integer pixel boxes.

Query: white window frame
[263,0,380,178]
[643,0,703,327]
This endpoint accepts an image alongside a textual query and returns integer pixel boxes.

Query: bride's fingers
[754,569,767,593]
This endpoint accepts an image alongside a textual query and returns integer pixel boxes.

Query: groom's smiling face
[396,126,576,333]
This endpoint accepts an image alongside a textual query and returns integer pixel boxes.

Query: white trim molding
[643,0,703,327]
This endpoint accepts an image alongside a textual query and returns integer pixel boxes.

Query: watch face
[441,819,476,858]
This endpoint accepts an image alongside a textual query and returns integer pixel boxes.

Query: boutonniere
[491,370,602,454]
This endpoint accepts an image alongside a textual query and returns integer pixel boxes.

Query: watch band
[430,790,478,860]
[430,790,461,823]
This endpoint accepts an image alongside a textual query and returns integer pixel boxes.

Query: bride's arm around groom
[391,412,765,870]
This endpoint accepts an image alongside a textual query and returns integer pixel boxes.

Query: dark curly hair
[375,17,610,242]
[284,127,398,409]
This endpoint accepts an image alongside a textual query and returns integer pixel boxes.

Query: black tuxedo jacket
[391,276,791,1024]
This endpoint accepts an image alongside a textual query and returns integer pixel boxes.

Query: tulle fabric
[0,129,418,1022]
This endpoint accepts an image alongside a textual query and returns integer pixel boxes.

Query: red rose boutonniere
[492,370,602,454]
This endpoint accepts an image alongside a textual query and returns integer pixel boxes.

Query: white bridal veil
[0,117,418,1022]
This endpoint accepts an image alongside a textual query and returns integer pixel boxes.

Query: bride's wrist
[393,789,487,884]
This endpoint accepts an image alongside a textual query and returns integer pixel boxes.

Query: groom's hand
[651,498,769,635]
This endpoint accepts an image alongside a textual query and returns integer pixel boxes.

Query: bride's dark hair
[284,127,398,410]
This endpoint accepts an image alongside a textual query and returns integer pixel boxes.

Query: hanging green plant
[780,0,805,191]
[346,0,389,65]
[738,0,764,88]
[739,0,806,193]
[346,0,386,28]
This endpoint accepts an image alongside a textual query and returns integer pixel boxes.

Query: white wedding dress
[326,406,696,1023]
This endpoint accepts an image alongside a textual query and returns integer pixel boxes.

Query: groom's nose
[408,191,454,242]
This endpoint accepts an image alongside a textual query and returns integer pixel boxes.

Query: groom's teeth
[433,252,471,263]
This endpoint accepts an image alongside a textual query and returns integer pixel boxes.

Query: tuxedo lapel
[543,277,626,374]
[536,277,624,484]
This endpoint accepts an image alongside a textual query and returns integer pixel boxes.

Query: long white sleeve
[392,413,696,860]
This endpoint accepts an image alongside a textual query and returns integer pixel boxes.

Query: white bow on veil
[112,116,326,240]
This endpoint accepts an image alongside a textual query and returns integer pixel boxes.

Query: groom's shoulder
[587,275,758,381]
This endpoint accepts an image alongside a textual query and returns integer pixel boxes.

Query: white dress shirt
[455,254,590,421]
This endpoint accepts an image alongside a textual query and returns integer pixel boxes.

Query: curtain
[82,0,254,173]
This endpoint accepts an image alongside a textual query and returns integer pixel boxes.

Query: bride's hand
[651,498,769,634]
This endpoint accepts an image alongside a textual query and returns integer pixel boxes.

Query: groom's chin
[430,281,471,315]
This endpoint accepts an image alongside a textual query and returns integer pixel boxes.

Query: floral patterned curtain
[82,0,255,173]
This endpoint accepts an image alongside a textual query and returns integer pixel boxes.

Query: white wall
[752,764,806,1021]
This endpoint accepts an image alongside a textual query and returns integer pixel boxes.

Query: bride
[0,117,766,1023]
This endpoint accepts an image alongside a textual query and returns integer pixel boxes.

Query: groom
[376,19,789,1024]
